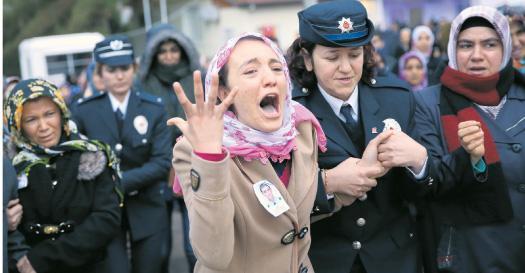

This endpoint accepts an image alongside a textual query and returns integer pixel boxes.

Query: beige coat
[173,121,319,273]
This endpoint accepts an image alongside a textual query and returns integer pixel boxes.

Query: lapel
[99,95,120,140]
[233,158,299,225]
[307,87,359,156]
[358,82,382,145]
[479,107,515,144]
[286,132,316,208]
[122,91,140,138]
[486,86,525,143]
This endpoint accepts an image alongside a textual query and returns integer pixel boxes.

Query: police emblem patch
[110,40,124,51]
[133,115,148,135]
[338,17,354,33]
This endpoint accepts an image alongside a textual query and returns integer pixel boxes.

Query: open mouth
[469,67,487,73]
[259,93,280,117]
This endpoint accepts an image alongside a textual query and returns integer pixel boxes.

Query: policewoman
[4,79,121,273]
[171,32,327,273]
[288,1,433,273]
[72,35,171,273]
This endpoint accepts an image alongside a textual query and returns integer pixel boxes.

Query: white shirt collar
[108,91,131,116]
[318,84,359,122]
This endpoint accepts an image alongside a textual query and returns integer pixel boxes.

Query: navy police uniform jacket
[293,77,434,273]
[72,90,170,241]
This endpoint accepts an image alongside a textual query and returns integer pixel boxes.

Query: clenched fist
[458,120,485,164]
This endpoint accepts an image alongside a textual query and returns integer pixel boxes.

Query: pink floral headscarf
[204,32,326,164]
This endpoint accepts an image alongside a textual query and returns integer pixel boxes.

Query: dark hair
[95,63,137,76]
[155,39,188,64]
[286,38,376,91]
[217,35,265,89]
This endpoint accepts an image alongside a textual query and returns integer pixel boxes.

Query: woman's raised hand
[167,71,238,153]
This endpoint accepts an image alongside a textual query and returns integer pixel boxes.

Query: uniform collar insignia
[338,17,354,33]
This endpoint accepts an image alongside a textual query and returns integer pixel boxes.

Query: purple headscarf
[398,51,428,91]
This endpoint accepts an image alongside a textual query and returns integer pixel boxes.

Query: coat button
[281,229,296,245]
[142,138,147,144]
[301,87,309,94]
[511,143,522,153]
[352,241,361,250]
[298,227,309,239]
[518,184,525,193]
[190,169,200,191]
[356,218,366,227]
[115,143,123,152]
[371,78,376,84]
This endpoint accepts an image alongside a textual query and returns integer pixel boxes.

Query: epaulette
[135,91,164,105]
[75,92,106,105]
[364,76,411,91]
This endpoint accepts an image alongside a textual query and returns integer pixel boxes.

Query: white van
[18,32,104,84]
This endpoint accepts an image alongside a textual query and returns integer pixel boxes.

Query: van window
[46,52,92,76]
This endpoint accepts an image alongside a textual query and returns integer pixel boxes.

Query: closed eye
[243,69,257,75]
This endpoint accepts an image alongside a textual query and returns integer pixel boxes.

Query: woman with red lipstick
[169,32,331,273]
[414,6,525,273]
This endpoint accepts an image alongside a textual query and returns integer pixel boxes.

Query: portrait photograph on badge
[253,180,290,217]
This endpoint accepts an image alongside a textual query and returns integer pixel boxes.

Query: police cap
[94,35,135,66]
[298,0,375,47]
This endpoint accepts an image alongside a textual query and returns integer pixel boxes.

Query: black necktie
[115,109,124,135]
[340,104,364,154]
[340,104,358,131]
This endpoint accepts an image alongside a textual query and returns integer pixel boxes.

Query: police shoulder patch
[136,91,163,106]
[366,76,410,91]
[77,92,106,105]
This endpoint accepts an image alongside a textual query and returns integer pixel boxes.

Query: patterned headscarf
[204,32,326,163]
[4,79,120,177]
[447,5,512,71]
[411,25,435,57]
[398,50,428,91]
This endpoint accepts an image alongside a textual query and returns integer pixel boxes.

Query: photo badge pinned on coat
[253,180,289,217]
[133,115,148,135]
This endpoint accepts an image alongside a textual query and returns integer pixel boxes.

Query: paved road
[168,201,191,273]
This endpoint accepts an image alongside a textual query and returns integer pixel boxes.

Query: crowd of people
[3,0,525,273]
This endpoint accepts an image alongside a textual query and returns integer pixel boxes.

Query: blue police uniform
[72,35,171,273]
[292,1,434,272]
